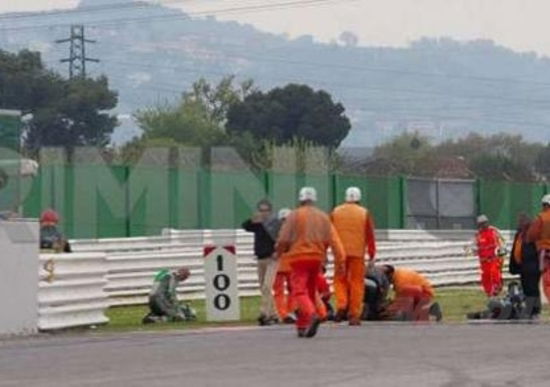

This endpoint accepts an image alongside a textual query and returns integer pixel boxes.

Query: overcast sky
[2,0,550,56]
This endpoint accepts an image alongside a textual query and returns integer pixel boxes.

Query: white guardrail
[37,229,516,330]
[38,252,109,330]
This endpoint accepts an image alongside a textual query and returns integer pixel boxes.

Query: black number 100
[213,254,231,311]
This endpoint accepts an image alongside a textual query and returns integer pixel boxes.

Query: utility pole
[56,25,99,79]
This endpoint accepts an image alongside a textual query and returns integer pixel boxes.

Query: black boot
[429,302,443,322]
[305,316,321,338]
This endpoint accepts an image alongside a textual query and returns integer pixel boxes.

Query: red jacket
[476,227,502,260]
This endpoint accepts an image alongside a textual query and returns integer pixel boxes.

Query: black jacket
[509,230,539,275]
[242,216,280,259]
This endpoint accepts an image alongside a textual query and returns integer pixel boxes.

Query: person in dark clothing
[242,199,280,325]
[509,213,541,318]
[142,267,197,324]
[362,265,391,321]
[467,282,529,320]
[39,209,72,253]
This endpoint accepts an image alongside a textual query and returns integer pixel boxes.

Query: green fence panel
[172,168,200,229]
[27,164,68,232]
[480,180,547,230]
[267,172,303,212]
[268,172,334,212]
[98,166,128,238]
[330,174,404,228]
[36,165,57,211]
[207,170,268,229]
[366,176,403,229]
[70,165,128,239]
[62,166,75,238]
[509,182,545,223]
[21,171,41,219]
[198,169,211,229]
[0,111,21,152]
[128,165,171,236]
[479,180,512,230]
[333,174,369,205]
[25,164,550,238]
[302,173,334,212]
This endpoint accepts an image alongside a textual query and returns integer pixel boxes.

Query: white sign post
[203,245,241,322]
[0,220,39,335]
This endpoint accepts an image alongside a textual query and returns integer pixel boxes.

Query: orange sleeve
[527,216,543,243]
[421,276,435,298]
[365,213,376,260]
[512,233,523,264]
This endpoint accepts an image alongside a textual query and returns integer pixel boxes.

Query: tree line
[361,132,550,181]
[1,48,548,181]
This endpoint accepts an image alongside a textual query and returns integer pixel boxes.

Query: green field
[98,287,548,333]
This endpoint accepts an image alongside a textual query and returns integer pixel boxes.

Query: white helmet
[278,208,291,220]
[542,194,550,206]
[476,214,489,224]
[298,187,317,202]
[345,187,362,202]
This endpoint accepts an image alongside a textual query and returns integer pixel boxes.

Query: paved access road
[0,323,548,387]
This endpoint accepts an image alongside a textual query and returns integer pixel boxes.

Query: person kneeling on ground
[362,264,391,321]
[382,265,443,322]
[142,267,197,324]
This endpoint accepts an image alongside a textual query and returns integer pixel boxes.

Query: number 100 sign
[203,245,241,322]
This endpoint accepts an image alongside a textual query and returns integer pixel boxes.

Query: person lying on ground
[467,282,534,320]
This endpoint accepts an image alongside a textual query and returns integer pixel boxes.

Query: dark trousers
[149,296,178,318]
[520,270,541,316]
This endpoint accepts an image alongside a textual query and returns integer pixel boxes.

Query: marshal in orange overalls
[527,207,550,302]
[475,226,504,297]
[389,268,435,321]
[277,204,345,334]
[331,202,376,323]
[273,251,295,322]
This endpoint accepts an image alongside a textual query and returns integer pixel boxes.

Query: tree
[0,49,118,156]
[134,76,254,148]
[365,131,545,180]
[226,84,351,149]
[535,143,550,178]
[24,76,118,154]
[371,132,434,175]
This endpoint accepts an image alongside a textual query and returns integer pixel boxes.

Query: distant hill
[2,0,550,146]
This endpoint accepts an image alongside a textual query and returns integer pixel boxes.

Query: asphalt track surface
[1,322,549,387]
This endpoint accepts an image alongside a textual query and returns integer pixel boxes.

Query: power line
[0,0,206,21]
[36,42,550,92]
[6,2,550,90]
[76,35,550,94]
[101,59,550,107]
[0,0,357,32]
